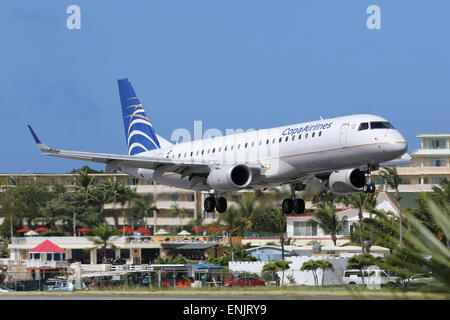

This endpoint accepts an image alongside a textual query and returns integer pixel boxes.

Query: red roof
[29,240,66,253]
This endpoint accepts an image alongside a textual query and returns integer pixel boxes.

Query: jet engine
[206,164,253,192]
[328,168,366,195]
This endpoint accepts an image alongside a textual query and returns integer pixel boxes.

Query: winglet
[27,125,58,153]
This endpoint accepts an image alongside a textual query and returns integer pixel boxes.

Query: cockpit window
[358,122,369,131]
[370,121,395,129]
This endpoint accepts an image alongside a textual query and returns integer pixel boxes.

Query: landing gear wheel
[282,199,294,214]
[204,196,216,213]
[363,183,375,193]
[293,198,305,214]
[215,197,227,213]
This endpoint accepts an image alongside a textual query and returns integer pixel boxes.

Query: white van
[342,269,401,287]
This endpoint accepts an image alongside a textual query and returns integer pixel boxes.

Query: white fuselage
[122,114,407,191]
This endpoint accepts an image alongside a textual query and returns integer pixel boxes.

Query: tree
[301,259,334,286]
[345,192,370,253]
[262,259,292,286]
[73,168,95,199]
[216,207,242,254]
[311,205,348,246]
[87,224,120,262]
[236,195,259,233]
[380,166,403,248]
[261,209,288,261]
[312,190,345,210]
[346,253,383,284]
[132,194,158,233]
[168,203,187,231]
[384,197,450,289]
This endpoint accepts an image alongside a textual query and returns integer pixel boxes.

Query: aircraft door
[339,123,349,147]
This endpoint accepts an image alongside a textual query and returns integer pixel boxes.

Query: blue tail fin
[118,79,160,155]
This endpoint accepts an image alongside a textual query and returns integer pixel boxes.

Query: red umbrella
[17,228,31,233]
[191,227,205,231]
[120,227,134,233]
[207,227,218,231]
[34,227,49,232]
[135,227,151,233]
[78,227,92,232]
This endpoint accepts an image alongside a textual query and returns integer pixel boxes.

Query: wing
[27,125,261,178]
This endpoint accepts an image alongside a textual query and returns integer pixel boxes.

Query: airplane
[28,78,409,215]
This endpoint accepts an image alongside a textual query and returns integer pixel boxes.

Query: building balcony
[26,260,69,269]
[373,166,450,176]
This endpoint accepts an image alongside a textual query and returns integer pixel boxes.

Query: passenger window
[298,134,302,140]
[272,138,275,144]
[312,132,315,138]
[231,145,234,150]
[358,122,369,131]
[201,150,204,155]
[266,139,269,144]
[305,133,308,139]
[319,131,322,136]
[279,137,282,143]
[238,144,241,149]
[285,136,289,142]
[190,152,193,157]
[212,148,215,153]
[245,143,248,148]
[292,135,295,141]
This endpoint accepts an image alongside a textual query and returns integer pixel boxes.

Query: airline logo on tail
[118,79,160,155]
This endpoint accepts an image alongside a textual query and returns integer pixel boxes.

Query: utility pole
[73,212,77,236]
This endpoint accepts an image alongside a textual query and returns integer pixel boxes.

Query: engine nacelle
[328,168,366,195]
[206,164,253,192]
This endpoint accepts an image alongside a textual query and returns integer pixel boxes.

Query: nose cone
[384,130,408,157]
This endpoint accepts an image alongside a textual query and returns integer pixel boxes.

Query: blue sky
[1,0,449,173]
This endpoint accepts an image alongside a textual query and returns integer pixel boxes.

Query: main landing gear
[281,184,306,214]
[204,193,227,213]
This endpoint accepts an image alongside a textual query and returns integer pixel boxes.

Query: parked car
[342,269,401,287]
[46,279,74,292]
[0,285,15,292]
[404,273,436,287]
[88,280,114,290]
[224,277,265,287]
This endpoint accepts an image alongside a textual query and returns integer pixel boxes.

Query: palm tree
[103,178,134,227]
[216,207,242,255]
[169,203,187,231]
[132,194,158,234]
[87,224,121,262]
[380,166,403,248]
[73,168,95,200]
[364,192,378,246]
[89,185,114,221]
[312,190,345,210]
[236,195,258,234]
[311,205,348,246]
[345,192,370,253]
[262,209,288,261]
